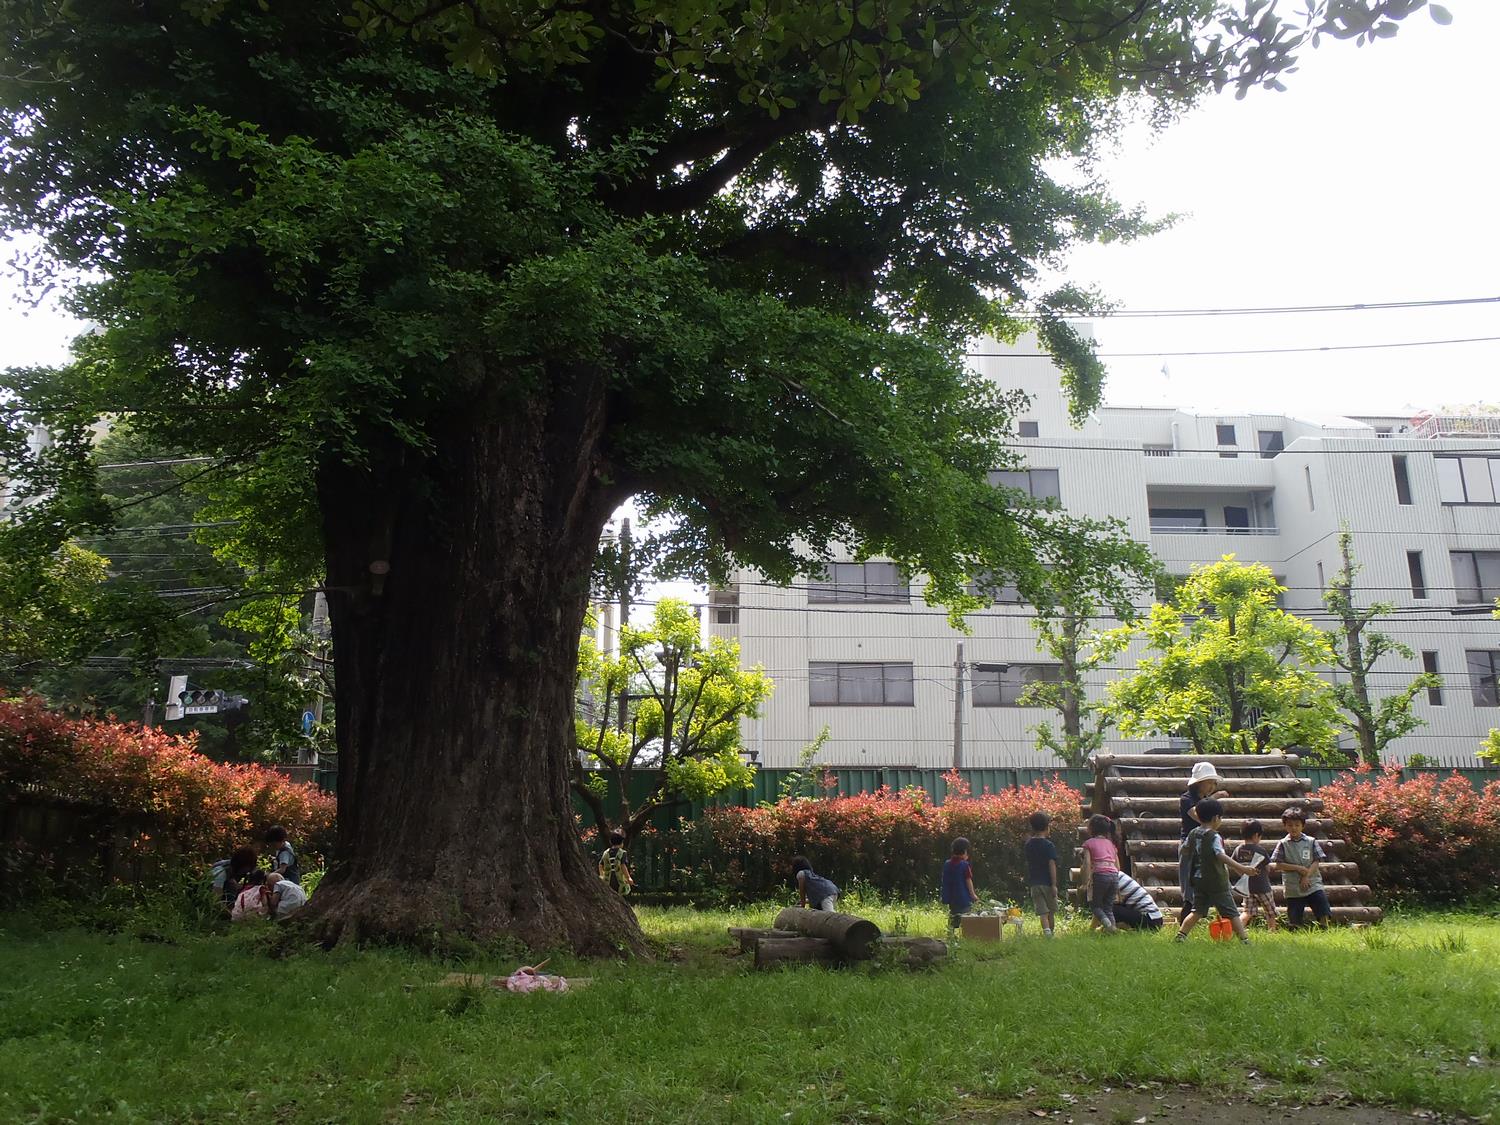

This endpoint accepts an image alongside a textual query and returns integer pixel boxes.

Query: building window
[987,469,1060,502]
[809,662,914,706]
[1467,650,1500,707]
[1149,508,1208,533]
[1436,456,1500,504]
[1392,455,1413,505]
[1422,651,1443,706]
[1257,430,1285,459]
[1304,465,1316,511]
[968,573,1024,603]
[1450,551,1500,604]
[971,663,1062,707]
[1216,423,1237,458]
[807,562,908,604]
[1406,551,1427,599]
[1018,420,1039,438]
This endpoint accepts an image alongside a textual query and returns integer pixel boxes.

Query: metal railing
[1149,524,1279,536]
[1409,413,1500,440]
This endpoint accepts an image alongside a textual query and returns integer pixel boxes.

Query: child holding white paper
[1232,820,1278,931]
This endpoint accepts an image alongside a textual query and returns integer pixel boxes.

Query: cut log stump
[773,907,882,959]
[878,936,949,967]
[754,937,839,969]
[727,926,801,954]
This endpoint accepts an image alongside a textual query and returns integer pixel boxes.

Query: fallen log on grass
[773,907,882,959]
[727,926,801,953]
[754,936,839,969]
[878,936,948,967]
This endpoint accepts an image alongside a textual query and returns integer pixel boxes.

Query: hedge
[674,772,1081,903]
[1315,765,1500,905]
[1,695,335,888]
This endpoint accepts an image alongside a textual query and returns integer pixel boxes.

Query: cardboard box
[960,915,1002,941]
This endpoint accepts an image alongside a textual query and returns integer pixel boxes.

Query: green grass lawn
[1,903,1497,1123]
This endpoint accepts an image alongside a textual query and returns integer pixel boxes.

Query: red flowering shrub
[0,695,335,874]
[1316,766,1500,904]
[678,772,1082,901]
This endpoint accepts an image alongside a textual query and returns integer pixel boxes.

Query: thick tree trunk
[305,368,643,955]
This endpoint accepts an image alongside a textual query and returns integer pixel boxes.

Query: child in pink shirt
[1080,814,1121,933]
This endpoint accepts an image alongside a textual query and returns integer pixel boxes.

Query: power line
[1005,443,1500,456]
[1019,295,1500,319]
[966,334,1500,359]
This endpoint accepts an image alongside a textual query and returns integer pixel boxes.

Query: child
[1079,814,1120,933]
[1175,798,1261,944]
[230,871,270,922]
[1232,820,1278,932]
[1177,762,1229,920]
[1270,807,1332,929]
[598,829,634,895]
[1024,810,1059,937]
[940,837,978,935]
[790,856,839,912]
[264,825,301,885]
[265,872,309,920]
[1111,871,1164,932]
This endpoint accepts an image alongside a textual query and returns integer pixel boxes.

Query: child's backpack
[599,846,629,893]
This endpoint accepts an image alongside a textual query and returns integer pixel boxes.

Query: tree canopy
[0,0,1438,948]
[1103,557,1343,759]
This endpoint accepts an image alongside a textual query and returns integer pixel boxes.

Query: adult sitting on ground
[1112,871,1164,932]
[210,845,258,911]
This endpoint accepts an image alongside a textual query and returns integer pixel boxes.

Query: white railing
[1150,524,1279,536]
[1408,413,1500,440]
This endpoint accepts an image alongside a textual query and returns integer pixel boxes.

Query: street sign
[184,705,219,715]
[302,710,315,734]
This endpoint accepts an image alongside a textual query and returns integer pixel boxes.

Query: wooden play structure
[1076,752,1381,924]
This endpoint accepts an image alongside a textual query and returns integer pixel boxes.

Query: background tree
[0,0,1432,950]
[1103,557,1343,759]
[1016,553,1155,768]
[1323,530,1440,767]
[0,542,108,677]
[573,599,770,844]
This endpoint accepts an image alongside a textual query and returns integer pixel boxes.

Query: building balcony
[1141,451,1276,489]
[1149,528,1284,565]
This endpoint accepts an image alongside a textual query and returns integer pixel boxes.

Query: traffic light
[177,689,249,716]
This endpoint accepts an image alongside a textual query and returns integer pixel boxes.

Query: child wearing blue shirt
[940,837,978,934]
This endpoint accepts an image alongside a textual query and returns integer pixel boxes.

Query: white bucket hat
[1188,761,1221,787]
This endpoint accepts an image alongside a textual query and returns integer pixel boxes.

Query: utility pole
[303,591,331,764]
[952,641,965,770]
[616,515,632,732]
[142,686,157,729]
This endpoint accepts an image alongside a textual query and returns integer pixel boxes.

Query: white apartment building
[707,334,1500,768]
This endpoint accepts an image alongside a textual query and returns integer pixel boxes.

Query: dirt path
[967,1083,1479,1124]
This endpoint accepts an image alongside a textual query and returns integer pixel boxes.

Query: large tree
[1103,557,1343,758]
[0,0,1434,950]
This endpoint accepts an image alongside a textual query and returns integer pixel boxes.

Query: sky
[2,1,1494,424]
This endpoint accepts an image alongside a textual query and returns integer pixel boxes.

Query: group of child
[787,760,1335,942]
[208,826,308,922]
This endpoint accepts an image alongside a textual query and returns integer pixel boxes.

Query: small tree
[1103,557,1342,758]
[0,543,108,677]
[1482,598,1500,765]
[1323,530,1440,767]
[573,598,771,843]
[1018,553,1151,767]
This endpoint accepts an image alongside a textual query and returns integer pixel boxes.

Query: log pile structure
[1075,752,1381,925]
[730,907,948,969]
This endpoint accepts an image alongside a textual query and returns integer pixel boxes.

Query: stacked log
[1074,751,1382,925]
[731,909,949,969]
